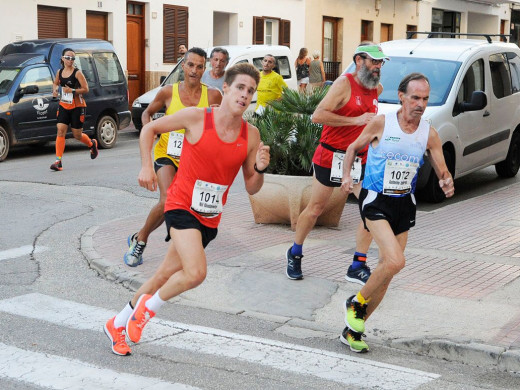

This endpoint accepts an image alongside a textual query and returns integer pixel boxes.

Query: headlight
[132,99,141,108]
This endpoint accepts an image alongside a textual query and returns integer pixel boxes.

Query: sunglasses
[359,55,385,66]
[63,56,76,61]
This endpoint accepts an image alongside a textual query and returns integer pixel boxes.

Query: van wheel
[95,115,118,149]
[417,148,454,203]
[0,125,10,162]
[495,131,520,178]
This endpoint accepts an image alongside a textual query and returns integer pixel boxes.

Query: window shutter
[280,19,291,47]
[38,5,68,39]
[253,16,264,44]
[163,5,188,63]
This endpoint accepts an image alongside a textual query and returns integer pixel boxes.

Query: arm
[320,61,326,82]
[73,70,89,95]
[426,127,455,198]
[341,115,385,194]
[141,85,172,126]
[207,88,223,106]
[312,75,375,127]
[242,124,270,195]
[53,70,60,97]
[138,107,202,191]
[377,83,383,96]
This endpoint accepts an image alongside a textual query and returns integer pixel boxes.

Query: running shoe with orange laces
[126,294,155,343]
[104,317,131,356]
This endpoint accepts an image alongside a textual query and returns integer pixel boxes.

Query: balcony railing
[323,61,342,82]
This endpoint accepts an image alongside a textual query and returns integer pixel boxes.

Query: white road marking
[0,245,48,261]
[0,343,198,390]
[0,293,440,389]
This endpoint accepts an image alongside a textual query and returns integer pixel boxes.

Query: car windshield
[378,57,461,105]
[0,68,20,95]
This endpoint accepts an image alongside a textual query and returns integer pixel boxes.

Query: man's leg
[286,176,334,279]
[124,164,176,266]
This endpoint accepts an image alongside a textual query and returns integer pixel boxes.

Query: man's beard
[358,63,380,89]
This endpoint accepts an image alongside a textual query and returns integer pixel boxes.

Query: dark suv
[0,38,131,161]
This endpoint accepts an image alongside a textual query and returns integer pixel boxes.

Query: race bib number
[330,151,345,183]
[191,180,228,218]
[60,92,73,104]
[166,132,184,159]
[351,157,362,184]
[383,160,419,195]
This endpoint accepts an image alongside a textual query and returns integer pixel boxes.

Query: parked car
[347,33,520,202]
[0,38,131,162]
[131,45,298,130]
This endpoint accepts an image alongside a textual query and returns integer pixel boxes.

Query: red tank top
[312,73,378,167]
[164,108,249,228]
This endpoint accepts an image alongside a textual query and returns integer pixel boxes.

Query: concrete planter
[248,173,347,231]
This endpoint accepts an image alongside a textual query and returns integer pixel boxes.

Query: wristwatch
[254,163,268,174]
[72,89,76,93]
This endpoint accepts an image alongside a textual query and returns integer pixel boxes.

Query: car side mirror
[160,75,166,84]
[460,90,487,113]
[13,84,39,103]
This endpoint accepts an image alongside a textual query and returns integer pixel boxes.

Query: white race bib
[351,156,362,184]
[191,180,228,218]
[382,160,419,195]
[60,92,73,104]
[330,151,345,183]
[166,132,184,159]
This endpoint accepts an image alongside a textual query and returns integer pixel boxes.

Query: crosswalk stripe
[0,293,440,389]
[0,343,199,390]
[0,245,48,261]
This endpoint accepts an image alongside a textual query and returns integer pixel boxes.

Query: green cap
[355,44,389,60]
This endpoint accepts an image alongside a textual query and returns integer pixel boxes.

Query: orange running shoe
[126,294,155,343]
[104,317,131,356]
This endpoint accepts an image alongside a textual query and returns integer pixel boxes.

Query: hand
[63,86,72,93]
[357,112,375,126]
[439,177,454,198]
[138,166,158,192]
[341,176,354,195]
[255,141,270,171]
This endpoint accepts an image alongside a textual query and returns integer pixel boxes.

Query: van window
[93,52,125,85]
[20,66,53,94]
[75,53,97,88]
[456,59,484,108]
[506,52,520,93]
[253,56,292,79]
[489,53,512,99]
[0,68,19,94]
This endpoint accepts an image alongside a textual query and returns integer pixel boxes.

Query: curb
[81,226,520,374]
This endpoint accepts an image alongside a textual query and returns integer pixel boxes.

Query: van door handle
[483,110,490,117]
[128,75,138,80]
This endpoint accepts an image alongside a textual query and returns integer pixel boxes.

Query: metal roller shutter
[38,5,68,39]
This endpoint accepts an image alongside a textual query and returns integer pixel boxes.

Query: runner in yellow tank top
[153,82,209,167]
[123,47,222,269]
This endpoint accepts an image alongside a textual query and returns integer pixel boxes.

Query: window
[0,69,19,94]
[431,9,461,37]
[74,53,96,88]
[361,20,373,42]
[455,59,484,114]
[489,53,512,99]
[127,3,143,15]
[323,20,334,62]
[93,52,125,85]
[380,23,393,42]
[407,25,417,39]
[265,20,273,45]
[252,17,290,47]
[163,5,188,64]
[253,56,292,79]
[20,67,53,94]
[506,52,520,93]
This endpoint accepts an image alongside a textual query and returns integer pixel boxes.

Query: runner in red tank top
[104,63,270,356]
[286,43,389,287]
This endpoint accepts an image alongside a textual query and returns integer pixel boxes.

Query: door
[127,2,145,109]
[10,66,59,140]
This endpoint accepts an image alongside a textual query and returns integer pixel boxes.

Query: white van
[347,34,520,202]
[131,45,297,130]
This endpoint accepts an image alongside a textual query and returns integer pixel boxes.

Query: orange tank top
[164,107,249,228]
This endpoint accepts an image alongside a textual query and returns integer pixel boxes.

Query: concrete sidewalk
[81,182,520,373]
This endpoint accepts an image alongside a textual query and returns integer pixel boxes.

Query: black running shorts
[164,209,218,248]
[154,157,177,173]
[358,188,416,235]
[57,106,85,129]
[313,163,365,188]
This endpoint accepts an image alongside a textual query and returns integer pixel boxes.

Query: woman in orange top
[50,48,97,171]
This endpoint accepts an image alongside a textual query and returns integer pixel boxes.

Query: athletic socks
[80,133,93,147]
[351,252,367,270]
[145,290,166,313]
[55,136,65,159]
[353,291,370,305]
[114,302,134,328]
[291,243,303,257]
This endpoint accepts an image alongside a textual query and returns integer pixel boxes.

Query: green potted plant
[246,86,348,230]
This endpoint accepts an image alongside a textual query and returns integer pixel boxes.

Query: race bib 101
[191,180,228,218]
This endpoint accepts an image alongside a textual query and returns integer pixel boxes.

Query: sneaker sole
[103,323,131,356]
[123,253,143,267]
[344,275,366,286]
[285,250,303,280]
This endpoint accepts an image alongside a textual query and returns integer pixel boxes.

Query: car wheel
[95,115,118,149]
[0,125,10,162]
[495,131,520,178]
[417,148,454,203]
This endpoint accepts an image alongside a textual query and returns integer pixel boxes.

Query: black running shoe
[90,139,99,159]
[345,263,371,285]
[286,247,303,280]
[50,160,63,171]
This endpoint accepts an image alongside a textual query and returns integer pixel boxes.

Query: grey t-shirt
[201,70,225,91]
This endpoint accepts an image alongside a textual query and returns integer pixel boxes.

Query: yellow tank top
[153,82,209,166]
